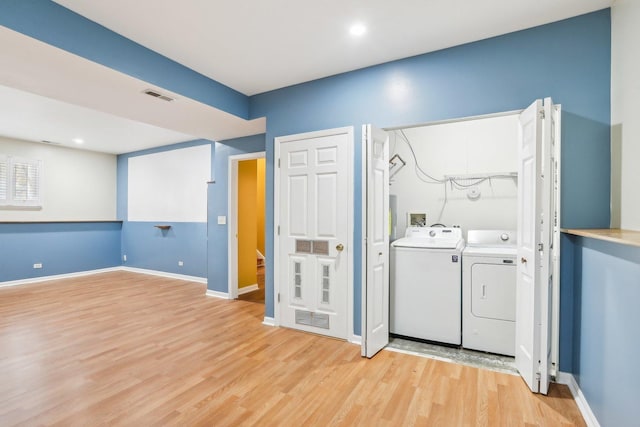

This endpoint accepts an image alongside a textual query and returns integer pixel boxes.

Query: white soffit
[0,26,265,154]
[0,84,197,154]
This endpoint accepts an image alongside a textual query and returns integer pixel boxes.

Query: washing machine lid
[392,227,463,249]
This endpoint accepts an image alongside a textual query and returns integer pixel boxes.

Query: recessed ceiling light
[349,23,367,37]
[72,138,84,145]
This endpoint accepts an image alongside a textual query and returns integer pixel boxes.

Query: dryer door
[471,263,517,322]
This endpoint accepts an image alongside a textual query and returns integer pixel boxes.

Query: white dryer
[391,226,464,345]
[462,230,517,356]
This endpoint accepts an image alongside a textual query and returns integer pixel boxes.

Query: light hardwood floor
[0,271,585,426]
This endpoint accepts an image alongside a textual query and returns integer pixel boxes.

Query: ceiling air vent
[41,140,62,145]
[143,89,175,102]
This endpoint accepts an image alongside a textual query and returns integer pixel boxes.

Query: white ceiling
[54,0,613,96]
[0,26,265,154]
[0,1,613,154]
[0,84,196,154]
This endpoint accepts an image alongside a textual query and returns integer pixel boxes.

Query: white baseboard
[238,284,259,295]
[262,316,275,326]
[349,335,362,345]
[556,372,600,427]
[120,267,207,284]
[0,267,122,288]
[206,289,230,299]
[1,266,209,290]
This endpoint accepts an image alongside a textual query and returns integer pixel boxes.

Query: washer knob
[500,233,510,242]
[429,230,436,237]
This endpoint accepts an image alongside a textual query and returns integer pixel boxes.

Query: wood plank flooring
[0,271,585,426]
[238,265,265,304]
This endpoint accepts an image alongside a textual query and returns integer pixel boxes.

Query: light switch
[217,216,227,225]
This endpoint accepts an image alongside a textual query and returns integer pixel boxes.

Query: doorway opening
[228,152,266,304]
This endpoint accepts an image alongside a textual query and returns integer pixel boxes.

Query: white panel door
[362,124,389,358]
[539,97,557,394]
[276,128,352,340]
[516,99,553,394]
[516,99,542,392]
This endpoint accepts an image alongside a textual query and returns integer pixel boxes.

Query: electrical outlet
[123,254,127,262]
[33,263,42,269]
[178,261,184,267]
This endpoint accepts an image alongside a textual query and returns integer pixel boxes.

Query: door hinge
[278,158,280,168]
[277,225,280,235]
[538,243,543,251]
[539,109,545,120]
[277,293,280,303]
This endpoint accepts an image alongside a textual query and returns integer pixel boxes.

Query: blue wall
[0,0,249,119]
[250,11,612,331]
[120,222,207,278]
[0,222,122,282]
[562,234,640,426]
[207,134,266,292]
[117,140,214,279]
[1,5,626,424]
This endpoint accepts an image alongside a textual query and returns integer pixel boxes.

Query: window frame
[0,154,44,209]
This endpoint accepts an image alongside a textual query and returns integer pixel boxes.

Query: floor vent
[295,310,329,329]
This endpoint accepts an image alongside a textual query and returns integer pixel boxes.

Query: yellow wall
[256,158,266,256]
[238,160,257,287]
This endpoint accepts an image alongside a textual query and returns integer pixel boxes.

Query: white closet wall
[390,114,519,237]
[612,0,640,230]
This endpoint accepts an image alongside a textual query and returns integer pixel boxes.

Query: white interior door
[550,102,562,383]
[361,124,389,358]
[515,99,553,394]
[275,127,353,340]
[539,97,557,394]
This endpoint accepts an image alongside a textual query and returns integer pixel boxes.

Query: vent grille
[40,140,62,145]
[143,89,175,102]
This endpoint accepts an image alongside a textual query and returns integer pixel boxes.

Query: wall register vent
[142,89,175,102]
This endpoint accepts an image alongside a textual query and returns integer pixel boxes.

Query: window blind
[0,155,43,208]
[12,159,40,202]
[0,157,7,202]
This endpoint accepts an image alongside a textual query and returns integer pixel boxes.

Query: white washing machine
[390,226,464,345]
[462,230,517,356]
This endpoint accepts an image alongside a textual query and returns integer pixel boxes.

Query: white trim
[349,335,362,345]
[120,266,206,284]
[274,126,354,340]
[227,151,266,300]
[206,289,230,299]
[360,125,367,356]
[0,267,121,288]
[550,104,562,378]
[384,109,523,132]
[346,127,355,344]
[556,372,600,427]
[274,135,281,326]
[238,284,259,295]
[262,316,275,326]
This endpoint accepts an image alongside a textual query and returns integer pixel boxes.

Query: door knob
[521,257,527,264]
[336,243,344,252]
